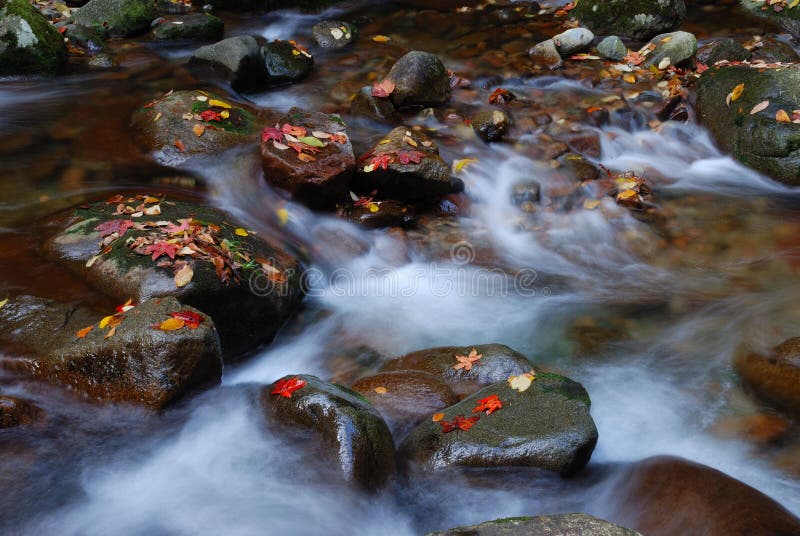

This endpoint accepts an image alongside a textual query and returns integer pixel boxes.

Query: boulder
[0,295,222,409]
[597,36,627,62]
[311,20,355,49]
[695,64,800,185]
[342,199,415,229]
[350,85,399,123]
[428,514,641,536]
[741,0,800,40]
[642,31,697,68]
[260,108,354,208]
[0,0,67,75]
[472,109,509,143]
[387,51,451,108]
[696,37,751,66]
[152,13,224,41]
[399,373,598,474]
[380,343,534,396]
[734,337,800,414]
[44,195,304,359]
[607,456,800,535]
[131,89,261,166]
[72,0,157,37]
[752,35,800,63]
[354,127,454,201]
[261,39,313,86]
[189,36,266,93]
[262,374,395,489]
[351,370,458,439]
[572,0,686,40]
[553,27,594,56]
[0,396,44,428]
[529,39,562,69]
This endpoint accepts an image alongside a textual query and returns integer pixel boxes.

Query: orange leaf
[271,376,307,398]
[193,124,205,137]
[472,394,503,415]
[452,348,483,371]
[174,140,185,152]
[76,325,94,338]
[776,109,791,122]
[432,412,445,422]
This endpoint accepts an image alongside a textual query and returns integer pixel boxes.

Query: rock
[260,108,355,208]
[189,36,265,93]
[607,456,800,535]
[61,22,104,50]
[261,39,313,86]
[351,370,458,439]
[472,109,509,143]
[0,0,68,75]
[735,337,800,414]
[511,180,541,211]
[553,27,594,55]
[343,199,415,229]
[427,514,641,536]
[711,413,791,444]
[354,127,455,201]
[0,295,222,409]
[262,374,395,489]
[597,35,627,61]
[311,20,355,49]
[380,343,536,396]
[696,37,751,66]
[529,39,562,70]
[387,51,451,108]
[572,0,686,41]
[131,89,261,166]
[399,373,598,474]
[72,0,157,37]
[152,13,224,41]
[0,396,44,428]
[643,31,697,68]
[44,195,304,359]
[695,64,800,185]
[752,35,800,63]
[350,85,398,123]
[741,0,800,40]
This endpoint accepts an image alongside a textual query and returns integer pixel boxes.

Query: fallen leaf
[104,326,117,339]
[488,87,515,105]
[277,208,289,226]
[143,241,179,261]
[453,158,478,173]
[76,325,94,338]
[153,112,162,122]
[234,228,249,237]
[0,297,6,309]
[116,299,135,313]
[583,199,601,210]
[271,376,307,398]
[208,99,231,109]
[372,79,396,98]
[657,56,671,70]
[86,254,100,268]
[374,386,388,394]
[472,394,503,415]
[95,219,134,238]
[174,263,194,287]
[99,315,115,329]
[262,126,283,143]
[398,150,425,165]
[174,140,185,152]
[298,136,325,147]
[298,152,317,162]
[432,412,445,422]
[372,35,390,43]
[440,415,479,433]
[508,370,536,392]
[726,83,744,107]
[193,124,205,137]
[452,348,483,371]
[330,27,344,40]
[155,317,185,331]
[750,100,769,114]
[170,310,202,329]
[776,109,791,122]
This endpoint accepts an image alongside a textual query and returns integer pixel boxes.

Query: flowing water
[2,1,800,534]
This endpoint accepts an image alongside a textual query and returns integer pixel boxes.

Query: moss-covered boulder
[572,0,685,40]
[72,0,157,37]
[0,0,67,75]
[0,295,222,409]
[399,373,598,474]
[152,13,224,41]
[696,37,751,66]
[44,195,304,359]
[642,31,697,68]
[262,374,395,489]
[131,89,262,166]
[741,0,800,40]
[735,337,800,414]
[427,514,641,536]
[380,343,534,396]
[695,64,800,185]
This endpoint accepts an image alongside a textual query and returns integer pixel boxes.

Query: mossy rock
[427,513,642,536]
[0,0,67,75]
[152,13,224,41]
[72,0,157,37]
[572,0,685,40]
[741,0,800,40]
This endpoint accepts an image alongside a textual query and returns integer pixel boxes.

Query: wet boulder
[311,20,355,49]
[0,295,222,410]
[597,36,627,62]
[752,35,800,63]
[0,0,68,75]
[351,370,458,439]
[72,0,157,37]
[342,199,415,229]
[350,85,399,123]
[44,195,304,359]
[260,108,355,208]
[152,13,224,41]
[741,0,800,40]
[572,0,686,41]
[262,374,395,489]
[696,37,751,66]
[261,39,313,86]
[189,36,266,93]
[380,344,536,396]
[471,109,509,143]
[529,39,562,69]
[354,127,455,201]
[607,456,800,535]
[387,51,451,108]
[427,514,641,536]
[399,373,598,474]
[0,396,44,428]
[734,337,800,414]
[131,89,261,166]
[553,27,594,56]
[643,31,697,68]
[695,64,800,185]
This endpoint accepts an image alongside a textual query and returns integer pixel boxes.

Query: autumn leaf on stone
[750,100,769,115]
[76,325,94,338]
[472,394,503,415]
[96,219,134,238]
[372,79,395,98]
[164,218,192,235]
[144,241,179,261]
[115,299,135,313]
[281,123,307,137]
[726,83,744,107]
[169,310,203,329]
[397,150,425,165]
[271,376,307,398]
[154,317,185,331]
[262,126,283,143]
[174,263,194,288]
[200,110,223,122]
[365,153,393,172]
[776,109,791,122]
[488,88,515,105]
[0,298,7,310]
[452,348,483,371]
[508,370,536,392]
[440,414,479,433]
[329,133,348,144]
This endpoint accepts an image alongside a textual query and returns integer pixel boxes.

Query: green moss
[190,100,257,135]
[0,0,67,75]
[492,516,534,524]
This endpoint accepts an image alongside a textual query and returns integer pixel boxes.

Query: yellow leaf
[623,74,636,84]
[453,158,478,173]
[0,298,7,309]
[193,124,205,137]
[208,99,231,109]
[508,371,536,392]
[277,208,289,227]
[158,317,185,331]
[220,110,230,119]
[368,202,380,213]
[583,199,601,210]
[791,0,800,8]
[374,386,387,394]
[99,315,114,329]
[372,35,390,43]
[153,112,162,122]
[776,109,791,122]
[432,412,445,422]
[174,264,194,288]
[234,228,249,237]
[726,83,744,107]
[617,189,637,200]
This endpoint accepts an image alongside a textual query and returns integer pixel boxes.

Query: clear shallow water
[2,1,800,535]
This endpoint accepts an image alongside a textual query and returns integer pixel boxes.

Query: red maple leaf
[397,150,425,165]
[143,241,179,261]
[369,154,393,170]
[200,110,222,122]
[281,123,307,137]
[488,88,515,105]
[170,310,203,329]
[164,218,192,235]
[472,394,503,415]
[329,133,348,144]
[440,415,479,433]
[96,219,134,238]
[271,376,307,398]
[372,79,396,98]
[115,299,135,313]
[261,127,283,143]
